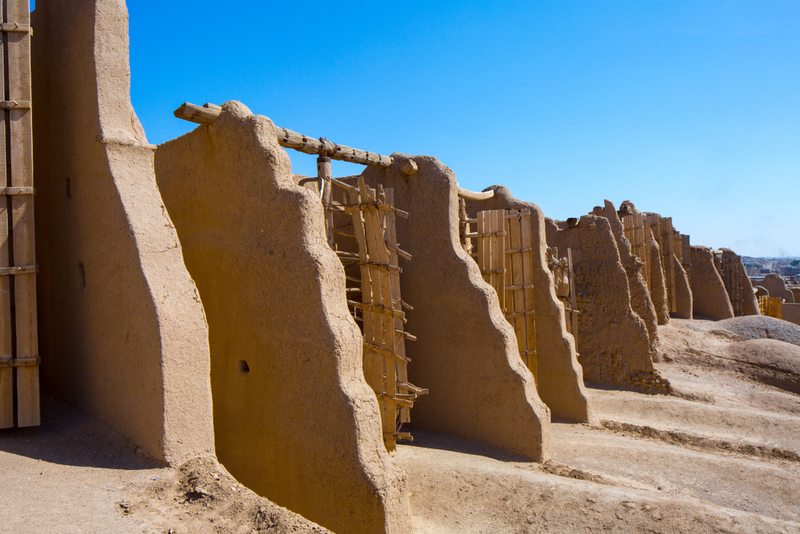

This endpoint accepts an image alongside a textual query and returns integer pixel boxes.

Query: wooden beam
[458,188,495,201]
[173,102,394,168]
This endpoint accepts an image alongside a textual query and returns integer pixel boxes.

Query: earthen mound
[713,316,800,347]
[724,339,800,394]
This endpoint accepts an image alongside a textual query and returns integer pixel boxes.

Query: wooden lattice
[758,296,783,319]
[329,176,426,451]
[464,209,543,384]
[715,251,746,317]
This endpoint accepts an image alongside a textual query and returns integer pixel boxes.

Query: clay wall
[783,303,800,326]
[31,0,214,463]
[648,232,671,324]
[720,248,760,315]
[689,246,735,320]
[464,187,592,423]
[673,259,694,319]
[545,215,664,389]
[358,160,552,458]
[759,274,795,303]
[600,202,660,350]
[154,103,410,534]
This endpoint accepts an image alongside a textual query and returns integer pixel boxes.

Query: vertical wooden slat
[567,248,578,349]
[506,211,524,365]
[384,189,411,425]
[7,0,38,427]
[358,179,396,450]
[519,210,537,384]
[0,0,13,429]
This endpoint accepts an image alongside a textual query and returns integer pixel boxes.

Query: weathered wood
[458,188,494,201]
[175,102,394,167]
[567,248,579,346]
[400,160,418,175]
[317,156,334,248]
[173,102,221,125]
[0,6,12,429]
[7,0,38,427]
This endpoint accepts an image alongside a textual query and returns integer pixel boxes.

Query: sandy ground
[2,317,799,533]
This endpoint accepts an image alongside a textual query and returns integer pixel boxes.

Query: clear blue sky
[110,1,799,257]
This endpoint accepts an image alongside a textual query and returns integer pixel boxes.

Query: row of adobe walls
[30,1,592,532]
[28,0,769,532]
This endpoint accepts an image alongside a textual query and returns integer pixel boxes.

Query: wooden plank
[505,211,523,363]
[7,0,38,427]
[385,189,411,424]
[567,248,578,348]
[493,210,505,312]
[519,211,537,384]
[0,1,13,429]
[358,178,396,450]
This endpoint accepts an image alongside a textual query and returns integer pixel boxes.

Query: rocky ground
[2,316,799,533]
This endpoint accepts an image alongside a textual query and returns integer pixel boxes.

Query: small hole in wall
[238,360,250,375]
[77,261,86,290]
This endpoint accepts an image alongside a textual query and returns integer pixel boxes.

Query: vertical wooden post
[317,156,334,248]
[5,0,38,427]
[0,0,12,428]
[567,248,578,347]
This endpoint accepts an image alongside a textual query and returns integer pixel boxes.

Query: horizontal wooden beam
[458,188,495,201]
[174,102,393,168]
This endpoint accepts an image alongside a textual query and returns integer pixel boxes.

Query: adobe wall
[154,102,410,534]
[600,201,660,352]
[720,248,760,315]
[783,303,800,327]
[690,246,734,320]
[648,230,671,325]
[755,286,769,298]
[673,258,693,319]
[464,187,592,423]
[759,274,795,303]
[545,216,663,389]
[359,160,552,459]
[31,0,214,463]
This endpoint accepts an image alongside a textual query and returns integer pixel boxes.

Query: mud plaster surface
[690,246,735,320]
[465,186,592,423]
[155,102,410,534]
[31,0,214,463]
[358,160,551,461]
[545,215,657,388]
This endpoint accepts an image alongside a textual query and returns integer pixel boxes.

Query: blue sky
[115,1,798,257]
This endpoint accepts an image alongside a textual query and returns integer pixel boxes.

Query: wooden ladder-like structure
[328,176,426,451]
[0,0,38,429]
[463,208,543,385]
[174,103,428,451]
[714,250,745,316]
[621,213,688,315]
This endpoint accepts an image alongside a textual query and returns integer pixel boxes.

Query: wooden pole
[457,188,494,201]
[317,156,334,248]
[174,102,394,168]
[6,0,38,427]
[0,3,12,427]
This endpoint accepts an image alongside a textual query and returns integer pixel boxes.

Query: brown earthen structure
[11,0,793,531]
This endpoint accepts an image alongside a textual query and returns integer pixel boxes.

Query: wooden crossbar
[174,102,394,168]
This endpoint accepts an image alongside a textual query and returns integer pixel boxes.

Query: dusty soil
[2,317,799,533]
[0,395,331,534]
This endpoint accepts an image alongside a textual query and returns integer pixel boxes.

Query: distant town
[742,256,800,284]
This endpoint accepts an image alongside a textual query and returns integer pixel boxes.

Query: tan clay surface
[465,186,593,423]
[545,215,660,388]
[31,0,214,464]
[720,248,760,315]
[760,273,795,303]
[601,201,660,352]
[154,103,410,534]
[359,158,551,460]
[782,303,800,326]
[672,254,694,319]
[5,321,800,533]
[690,246,735,320]
[648,229,671,324]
